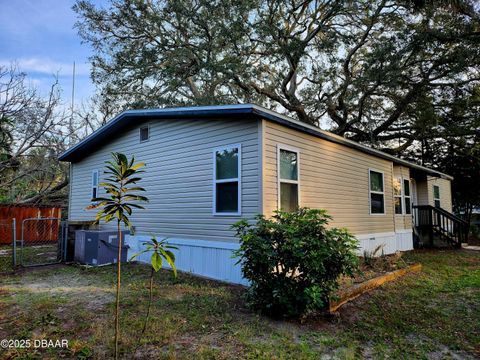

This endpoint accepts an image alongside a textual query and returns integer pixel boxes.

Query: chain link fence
[0,217,67,271]
[20,218,65,267]
[0,219,15,274]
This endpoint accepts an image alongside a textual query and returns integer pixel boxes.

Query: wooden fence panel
[0,206,61,244]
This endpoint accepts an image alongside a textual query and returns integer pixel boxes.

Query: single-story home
[59,104,458,284]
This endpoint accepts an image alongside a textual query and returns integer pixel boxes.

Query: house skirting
[395,229,414,252]
[126,230,413,285]
[356,229,413,255]
[124,235,247,285]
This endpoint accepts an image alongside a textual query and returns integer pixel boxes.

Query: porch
[410,171,468,248]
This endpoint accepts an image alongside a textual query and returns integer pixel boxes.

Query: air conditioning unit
[74,230,130,266]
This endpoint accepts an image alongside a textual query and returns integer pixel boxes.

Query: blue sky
[0,0,100,105]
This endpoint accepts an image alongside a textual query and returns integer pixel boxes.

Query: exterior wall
[392,165,412,231]
[262,120,400,247]
[415,176,453,212]
[68,116,437,283]
[69,118,260,243]
[416,178,429,205]
[427,177,452,212]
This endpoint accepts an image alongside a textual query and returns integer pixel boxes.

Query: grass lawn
[0,250,478,359]
[1,244,61,273]
[0,245,13,274]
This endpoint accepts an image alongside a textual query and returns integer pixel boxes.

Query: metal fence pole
[63,222,68,262]
[21,218,25,267]
[12,218,16,268]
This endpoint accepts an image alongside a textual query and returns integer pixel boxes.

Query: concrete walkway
[462,244,480,251]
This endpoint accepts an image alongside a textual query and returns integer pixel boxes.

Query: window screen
[369,170,385,214]
[404,179,411,214]
[394,177,403,214]
[214,146,240,214]
[433,185,440,208]
[279,148,299,212]
[140,126,149,142]
[91,170,99,200]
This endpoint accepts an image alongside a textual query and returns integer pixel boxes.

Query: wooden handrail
[413,205,468,226]
[412,205,468,248]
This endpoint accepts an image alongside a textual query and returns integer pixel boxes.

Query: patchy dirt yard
[0,250,479,359]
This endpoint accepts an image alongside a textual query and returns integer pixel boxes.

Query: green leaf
[123,177,142,185]
[163,249,177,277]
[151,251,163,272]
[130,249,148,261]
[130,162,146,171]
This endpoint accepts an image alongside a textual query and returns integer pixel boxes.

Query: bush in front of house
[233,208,359,318]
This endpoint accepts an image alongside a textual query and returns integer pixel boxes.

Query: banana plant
[131,236,178,351]
[87,152,148,360]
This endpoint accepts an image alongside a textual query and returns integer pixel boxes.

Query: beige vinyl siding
[427,177,453,212]
[262,120,395,235]
[393,166,412,230]
[415,176,453,213]
[69,118,260,242]
[416,179,429,206]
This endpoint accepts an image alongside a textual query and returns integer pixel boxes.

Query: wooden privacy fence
[0,205,62,245]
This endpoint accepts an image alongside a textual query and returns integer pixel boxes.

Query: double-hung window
[369,170,385,214]
[433,185,441,208]
[91,170,99,200]
[394,177,412,215]
[403,179,411,214]
[214,144,241,215]
[278,147,299,212]
[394,177,403,214]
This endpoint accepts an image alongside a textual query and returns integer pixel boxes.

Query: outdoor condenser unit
[74,230,130,266]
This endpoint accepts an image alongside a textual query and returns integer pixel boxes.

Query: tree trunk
[142,267,154,336]
[134,265,155,357]
[114,220,122,359]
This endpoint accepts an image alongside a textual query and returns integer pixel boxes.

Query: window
[278,147,299,212]
[140,125,149,142]
[403,179,411,214]
[213,145,241,215]
[369,170,385,214]
[394,177,403,214]
[433,185,441,208]
[91,170,99,200]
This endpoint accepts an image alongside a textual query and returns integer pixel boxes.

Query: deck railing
[413,205,468,248]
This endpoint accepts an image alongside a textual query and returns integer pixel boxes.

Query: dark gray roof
[59,104,452,180]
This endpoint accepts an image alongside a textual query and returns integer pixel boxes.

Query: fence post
[12,218,16,268]
[428,208,434,247]
[63,222,68,261]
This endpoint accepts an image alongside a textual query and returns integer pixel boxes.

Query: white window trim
[277,144,300,210]
[139,124,150,143]
[394,176,403,215]
[368,168,386,215]
[91,169,100,201]
[403,178,412,215]
[212,144,242,216]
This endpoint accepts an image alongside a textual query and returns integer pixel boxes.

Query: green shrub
[233,208,359,318]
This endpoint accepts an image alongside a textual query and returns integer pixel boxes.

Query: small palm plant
[131,236,177,352]
[88,152,148,360]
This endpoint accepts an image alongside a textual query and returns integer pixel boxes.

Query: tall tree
[0,64,87,204]
[75,0,480,154]
[420,84,480,224]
